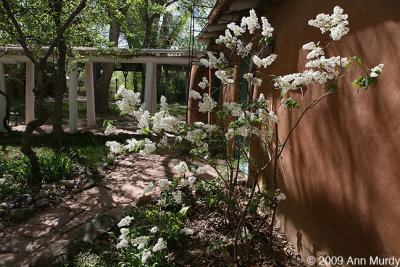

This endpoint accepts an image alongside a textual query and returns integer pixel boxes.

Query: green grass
[0,131,126,168]
[9,97,87,125]
[0,131,129,196]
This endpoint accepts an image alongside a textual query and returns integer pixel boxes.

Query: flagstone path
[0,153,184,267]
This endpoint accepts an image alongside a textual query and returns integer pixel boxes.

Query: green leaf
[331,83,338,91]
[354,56,362,66]
[284,97,300,109]
[352,76,364,87]
[249,203,258,215]
[178,206,189,217]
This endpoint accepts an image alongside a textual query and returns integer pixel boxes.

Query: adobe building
[189,0,400,263]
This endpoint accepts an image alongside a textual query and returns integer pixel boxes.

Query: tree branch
[42,0,87,63]
[1,0,39,66]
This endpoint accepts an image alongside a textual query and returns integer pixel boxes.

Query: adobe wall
[253,0,400,263]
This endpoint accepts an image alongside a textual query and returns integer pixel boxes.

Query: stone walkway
[0,153,184,267]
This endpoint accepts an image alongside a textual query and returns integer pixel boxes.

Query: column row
[0,61,158,133]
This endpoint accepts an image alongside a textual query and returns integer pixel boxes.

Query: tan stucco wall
[253,0,400,262]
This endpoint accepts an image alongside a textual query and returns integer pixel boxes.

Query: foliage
[116,193,191,266]
[0,149,74,185]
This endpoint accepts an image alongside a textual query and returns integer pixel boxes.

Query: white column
[68,64,78,133]
[25,62,35,124]
[85,62,96,126]
[144,62,157,113]
[0,63,6,132]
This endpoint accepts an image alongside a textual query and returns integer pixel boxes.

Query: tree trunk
[22,67,49,183]
[53,40,67,144]
[0,90,11,132]
[94,5,129,113]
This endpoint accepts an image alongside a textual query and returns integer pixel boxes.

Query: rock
[0,209,6,217]
[60,180,75,189]
[29,186,40,193]
[30,239,82,267]
[42,184,56,190]
[10,208,33,222]
[80,213,118,242]
[135,195,152,206]
[35,198,50,208]
[82,177,95,190]
[0,222,5,231]
[17,194,33,205]
[1,202,14,210]
[36,191,50,199]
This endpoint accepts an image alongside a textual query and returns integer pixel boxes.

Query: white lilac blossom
[308,6,349,41]
[160,95,168,112]
[172,190,182,204]
[189,90,202,100]
[184,128,205,146]
[104,124,116,136]
[181,228,194,235]
[157,198,166,207]
[240,9,260,34]
[274,70,331,93]
[0,178,6,185]
[115,85,141,115]
[200,52,227,69]
[119,228,130,243]
[261,17,274,38]
[106,141,122,154]
[370,64,384,77]
[223,102,243,117]
[152,237,167,252]
[174,161,189,177]
[141,250,151,264]
[252,54,277,68]
[132,108,151,130]
[124,138,141,152]
[227,22,245,36]
[257,93,270,105]
[150,226,158,233]
[182,176,196,187]
[216,29,238,49]
[302,41,325,59]
[194,122,217,133]
[243,73,253,82]
[139,139,156,156]
[152,113,181,134]
[116,239,129,249]
[237,126,249,137]
[198,93,217,113]
[236,40,253,57]
[258,109,268,121]
[195,167,206,175]
[274,189,286,203]
[268,111,279,124]
[225,128,235,140]
[132,236,148,250]
[143,182,155,195]
[198,77,209,90]
[215,70,234,85]
[305,56,349,76]
[252,78,262,87]
[158,179,172,191]
[118,216,134,228]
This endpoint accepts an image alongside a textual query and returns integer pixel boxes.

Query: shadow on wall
[259,0,400,261]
